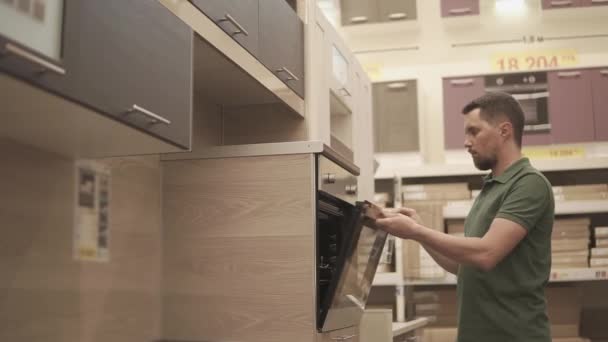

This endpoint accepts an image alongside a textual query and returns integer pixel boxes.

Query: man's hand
[375,209,422,239]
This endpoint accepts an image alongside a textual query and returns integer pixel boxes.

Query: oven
[316,154,388,332]
[485,71,550,133]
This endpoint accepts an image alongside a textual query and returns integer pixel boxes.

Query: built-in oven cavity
[485,71,550,133]
[317,191,353,312]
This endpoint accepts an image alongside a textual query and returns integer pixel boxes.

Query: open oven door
[317,195,388,332]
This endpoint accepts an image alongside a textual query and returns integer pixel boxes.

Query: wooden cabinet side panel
[162,154,316,342]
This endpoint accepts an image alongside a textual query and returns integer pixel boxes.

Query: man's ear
[499,121,513,138]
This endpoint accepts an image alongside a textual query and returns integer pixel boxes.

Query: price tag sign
[522,146,586,159]
[491,49,578,72]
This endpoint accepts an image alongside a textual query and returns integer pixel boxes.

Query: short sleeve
[495,174,552,232]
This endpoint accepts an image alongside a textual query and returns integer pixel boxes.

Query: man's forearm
[420,243,459,275]
[412,224,491,271]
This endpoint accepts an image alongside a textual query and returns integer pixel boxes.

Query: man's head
[461,92,525,171]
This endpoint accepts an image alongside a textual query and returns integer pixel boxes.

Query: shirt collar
[483,157,530,184]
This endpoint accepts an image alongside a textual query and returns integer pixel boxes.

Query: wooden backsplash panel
[0,139,162,342]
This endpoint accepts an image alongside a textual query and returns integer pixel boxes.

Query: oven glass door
[317,192,388,332]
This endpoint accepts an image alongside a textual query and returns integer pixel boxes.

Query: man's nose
[464,137,472,149]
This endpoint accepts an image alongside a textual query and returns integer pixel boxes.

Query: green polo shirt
[457,157,554,342]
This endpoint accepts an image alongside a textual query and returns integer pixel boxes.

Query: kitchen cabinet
[548,69,595,144]
[329,27,354,112]
[592,68,608,141]
[75,0,192,148]
[581,0,608,6]
[378,0,418,22]
[259,0,305,98]
[542,0,583,9]
[443,76,484,149]
[440,0,480,17]
[340,0,416,25]
[340,0,379,25]
[190,0,259,56]
[373,80,419,153]
[0,0,79,103]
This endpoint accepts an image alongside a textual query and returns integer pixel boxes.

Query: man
[375,92,554,342]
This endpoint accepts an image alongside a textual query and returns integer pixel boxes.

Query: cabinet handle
[276,67,299,81]
[592,0,608,3]
[450,78,474,86]
[331,334,357,341]
[350,16,368,23]
[448,7,472,15]
[3,42,66,75]
[125,104,171,125]
[387,82,408,90]
[388,12,407,20]
[218,13,249,36]
[600,70,608,76]
[550,0,573,6]
[557,71,581,78]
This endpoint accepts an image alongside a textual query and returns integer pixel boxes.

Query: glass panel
[332,44,349,87]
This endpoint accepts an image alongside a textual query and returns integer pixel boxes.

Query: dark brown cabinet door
[75,0,192,148]
[548,69,595,144]
[340,0,379,25]
[0,0,79,100]
[541,0,583,9]
[592,68,608,141]
[440,0,480,17]
[259,0,304,98]
[373,80,419,152]
[443,76,484,149]
[378,0,417,22]
[190,0,259,56]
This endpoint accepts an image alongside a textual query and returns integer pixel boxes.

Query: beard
[472,154,496,171]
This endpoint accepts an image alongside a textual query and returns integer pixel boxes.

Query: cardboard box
[591,247,608,257]
[423,327,458,342]
[553,184,608,194]
[552,239,590,252]
[596,226,608,238]
[590,257,608,267]
[402,202,446,279]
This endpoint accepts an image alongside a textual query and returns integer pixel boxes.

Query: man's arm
[378,215,527,272]
[420,243,460,275]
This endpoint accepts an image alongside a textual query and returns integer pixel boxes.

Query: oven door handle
[511,91,549,100]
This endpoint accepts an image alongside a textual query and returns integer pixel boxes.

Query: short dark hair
[462,92,525,147]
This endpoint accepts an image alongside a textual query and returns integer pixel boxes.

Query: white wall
[326,0,608,164]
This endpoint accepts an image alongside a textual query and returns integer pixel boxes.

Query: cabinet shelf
[373,268,608,286]
[443,199,608,219]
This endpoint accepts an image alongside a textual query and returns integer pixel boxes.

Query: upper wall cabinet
[75,0,192,149]
[0,0,79,106]
[340,0,417,26]
[0,0,193,155]
[378,0,418,22]
[548,70,595,144]
[259,0,305,98]
[581,0,608,6]
[541,0,583,9]
[440,0,480,17]
[190,0,259,56]
[373,80,419,153]
[542,0,608,9]
[443,76,484,149]
[591,68,608,141]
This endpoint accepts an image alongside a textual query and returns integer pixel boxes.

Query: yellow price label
[491,49,578,72]
[522,146,586,159]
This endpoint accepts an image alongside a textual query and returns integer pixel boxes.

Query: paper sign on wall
[74,161,110,262]
[491,49,578,72]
